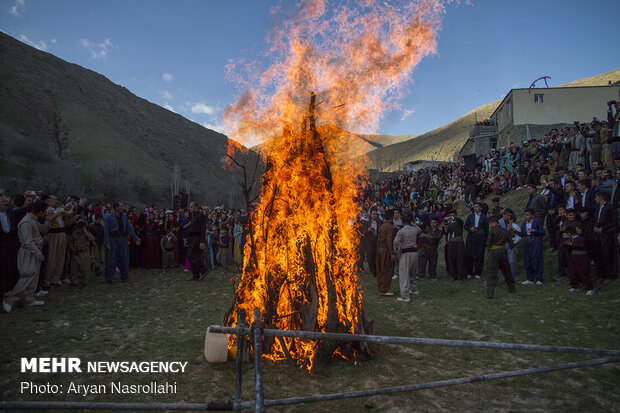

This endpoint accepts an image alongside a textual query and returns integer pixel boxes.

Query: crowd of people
[0,191,248,313]
[357,100,620,301]
[2,101,619,312]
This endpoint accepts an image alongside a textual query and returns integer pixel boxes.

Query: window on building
[500,109,503,125]
[534,94,544,103]
[508,100,512,117]
[490,137,498,149]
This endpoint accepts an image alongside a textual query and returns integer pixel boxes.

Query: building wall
[473,136,492,155]
[404,161,450,172]
[512,86,619,125]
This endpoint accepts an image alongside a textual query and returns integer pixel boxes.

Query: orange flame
[224,0,446,370]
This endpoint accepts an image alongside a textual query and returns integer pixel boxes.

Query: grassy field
[1,243,619,411]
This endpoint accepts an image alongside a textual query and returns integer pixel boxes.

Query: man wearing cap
[69,220,95,287]
[393,212,422,302]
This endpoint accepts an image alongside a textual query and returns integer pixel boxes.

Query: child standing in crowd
[567,223,595,296]
[160,230,176,272]
[217,225,231,273]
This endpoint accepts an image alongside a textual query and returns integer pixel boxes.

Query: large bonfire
[222,0,446,371]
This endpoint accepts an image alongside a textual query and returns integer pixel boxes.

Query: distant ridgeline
[0,32,259,207]
[366,68,620,172]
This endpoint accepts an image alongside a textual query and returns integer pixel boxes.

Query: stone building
[459,84,620,157]
[491,84,619,147]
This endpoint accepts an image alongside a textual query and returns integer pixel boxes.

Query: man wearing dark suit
[593,191,618,281]
[443,210,466,282]
[576,179,597,257]
[464,202,488,279]
[104,201,140,284]
[544,178,564,251]
[520,209,546,285]
[525,184,547,222]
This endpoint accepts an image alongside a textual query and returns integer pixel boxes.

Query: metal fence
[2,306,619,412]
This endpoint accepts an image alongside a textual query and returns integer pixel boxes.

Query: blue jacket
[104,213,138,245]
[519,219,545,238]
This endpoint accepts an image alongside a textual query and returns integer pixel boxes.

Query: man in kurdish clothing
[104,201,140,284]
[444,209,467,282]
[485,215,516,298]
[376,209,395,296]
[393,212,422,302]
[3,201,54,313]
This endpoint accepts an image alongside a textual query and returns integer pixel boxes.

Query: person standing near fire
[363,209,381,277]
[3,201,54,313]
[41,194,75,287]
[393,211,422,302]
[104,201,141,284]
[184,202,206,281]
[376,209,395,296]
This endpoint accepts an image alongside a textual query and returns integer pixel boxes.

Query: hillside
[251,128,415,154]
[367,100,501,171]
[559,68,620,87]
[366,67,620,172]
[0,33,258,206]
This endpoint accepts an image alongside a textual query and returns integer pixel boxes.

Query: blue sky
[1,0,619,137]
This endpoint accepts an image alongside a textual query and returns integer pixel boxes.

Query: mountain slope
[251,127,415,154]
[366,67,620,171]
[0,33,257,206]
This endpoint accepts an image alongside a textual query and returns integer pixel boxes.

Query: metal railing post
[252,308,265,413]
[233,308,246,412]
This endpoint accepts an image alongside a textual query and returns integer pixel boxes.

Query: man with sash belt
[393,211,422,302]
[376,210,395,296]
[417,217,442,281]
[104,202,140,284]
[485,216,516,298]
[185,202,206,281]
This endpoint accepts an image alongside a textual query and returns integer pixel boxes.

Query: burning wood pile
[224,93,374,371]
[222,0,445,370]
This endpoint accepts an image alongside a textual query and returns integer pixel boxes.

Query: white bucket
[204,328,229,363]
